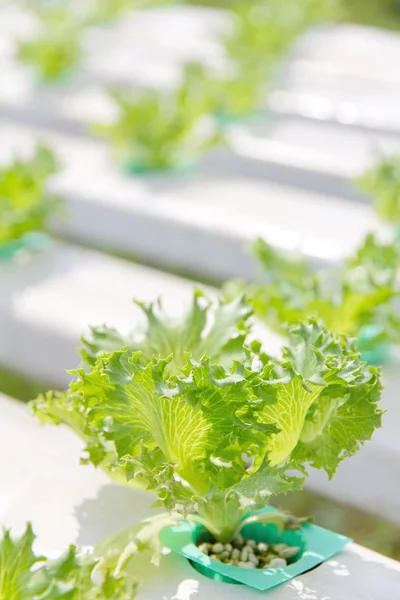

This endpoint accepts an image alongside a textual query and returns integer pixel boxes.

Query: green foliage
[214,0,333,119]
[32,320,382,543]
[33,291,251,488]
[17,7,82,81]
[83,0,135,24]
[81,290,251,373]
[0,523,138,599]
[356,155,400,223]
[335,0,400,31]
[188,0,400,31]
[83,0,173,24]
[244,235,400,349]
[0,146,60,244]
[94,513,182,572]
[92,64,222,171]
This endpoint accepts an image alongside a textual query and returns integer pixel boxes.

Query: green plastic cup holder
[0,232,49,262]
[121,158,195,177]
[159,507,351,591]
[188,560,241,585]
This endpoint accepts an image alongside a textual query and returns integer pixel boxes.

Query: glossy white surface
[232,117,400,180]
[1,394,400,599]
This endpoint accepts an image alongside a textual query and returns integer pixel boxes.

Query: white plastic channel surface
[0,121,391,280]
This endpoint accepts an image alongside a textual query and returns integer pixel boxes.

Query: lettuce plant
[17,7,82,82]
[214,0,332,119]
[32,320,382,544]
[0,145,60,245]
[0,523,137,599]
[92,64,222,172]
[241,235,400,352]
[356,155,400,223]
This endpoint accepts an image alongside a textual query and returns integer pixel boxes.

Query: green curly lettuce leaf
[253,321,382,476]
[251,237,310,287]
[0,145,61,244]
[81,290,252,373]
[92,63,222,171]
[31,386,145,489]
[246,235,400,349]
[94,513,182,573]
[33,291,251,490]
[0,523,138,600]
[33,320,381,543]
[356,154,400,223]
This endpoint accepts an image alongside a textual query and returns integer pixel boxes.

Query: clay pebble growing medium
[197,533,300,570]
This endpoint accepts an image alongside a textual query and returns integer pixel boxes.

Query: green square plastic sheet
[159,507,351,591]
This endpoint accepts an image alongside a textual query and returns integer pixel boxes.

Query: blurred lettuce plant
[92,64,223,172]
[356,155,400,224]
[17,6,82,82]
[225,235,400,360]
[214,0,334,120]
[0,145,60,245]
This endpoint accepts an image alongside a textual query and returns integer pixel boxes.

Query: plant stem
[186,515,222,539]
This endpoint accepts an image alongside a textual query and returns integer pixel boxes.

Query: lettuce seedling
[32,320,382,544]
[214,0,332,119]
[243,235,400,350]
[0,145,61,245]
[17,7,82,82]
[0,523,138,599]
[356,155,400,223]
[92,63,222,172]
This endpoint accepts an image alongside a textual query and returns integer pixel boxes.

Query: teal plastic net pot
[121,158,195,177]
[159,507,351,591]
